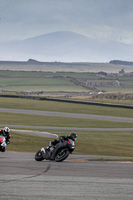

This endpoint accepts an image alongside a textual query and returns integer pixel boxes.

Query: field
[1,96,133,117]
[1,62,133,73]
[0,97,133,157]
[0,70,133,94]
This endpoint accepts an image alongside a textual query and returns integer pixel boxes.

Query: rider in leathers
[46,132,77,150]
[0,127,11,144]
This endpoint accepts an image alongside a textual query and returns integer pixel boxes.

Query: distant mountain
[0,59,89,65]
[110,60,133,66]
[1,31,133,62]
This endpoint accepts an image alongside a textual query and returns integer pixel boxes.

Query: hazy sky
[0,0,133,44]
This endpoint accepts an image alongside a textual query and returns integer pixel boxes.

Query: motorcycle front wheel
[0,147,5,152]
[35,150,44,161]
[55,148,69,162]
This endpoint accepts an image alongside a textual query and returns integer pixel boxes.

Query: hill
[110,60,133,66]
[1,31,133,62]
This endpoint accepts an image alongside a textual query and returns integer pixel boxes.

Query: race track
[0,108,133,199]
[0,152,133,200]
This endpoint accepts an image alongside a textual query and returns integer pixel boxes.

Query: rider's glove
[49,141,52,147]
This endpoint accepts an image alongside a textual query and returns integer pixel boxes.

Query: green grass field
[0,76,89,92]
[0,97,133,118]
[0,96,133,157]
[1,111,133,128]
[1,70,133,93]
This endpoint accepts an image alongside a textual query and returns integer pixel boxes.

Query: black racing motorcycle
[35,138,75,162]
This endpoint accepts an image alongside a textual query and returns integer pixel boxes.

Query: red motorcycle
[0,135,7,152]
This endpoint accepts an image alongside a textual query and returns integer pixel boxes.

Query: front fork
[41,148,53,160]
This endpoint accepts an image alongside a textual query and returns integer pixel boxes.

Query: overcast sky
[0,0,133,44]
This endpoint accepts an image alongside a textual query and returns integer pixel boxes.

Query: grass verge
[0,97,133,118]
[0,112,133,128]
[7,130,133,158]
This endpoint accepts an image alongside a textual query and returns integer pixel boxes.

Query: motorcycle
[0,135,7,152]
[35,138,75,162]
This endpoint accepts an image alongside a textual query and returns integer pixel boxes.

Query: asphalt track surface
[0,108,133,199]
[0,152,133,200]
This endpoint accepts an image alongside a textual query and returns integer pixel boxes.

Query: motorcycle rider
[0,127,11,144]
[45,132,77,151]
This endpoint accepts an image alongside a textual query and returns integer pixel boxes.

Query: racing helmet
[3,127,10,134]
[69,132,77,141]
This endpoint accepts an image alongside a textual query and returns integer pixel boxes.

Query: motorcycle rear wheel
[35,150,44,161]
[55,148,69,162]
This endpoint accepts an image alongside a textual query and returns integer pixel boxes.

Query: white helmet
[3,127,10,133]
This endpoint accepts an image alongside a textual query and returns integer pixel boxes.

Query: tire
[55,148,70,162]
[35,150,45,161]
[0,147,5,152]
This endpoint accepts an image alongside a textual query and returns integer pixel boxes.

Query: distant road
[1,124,133,132]
[1,107,133,134]
[1,107,133,122]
